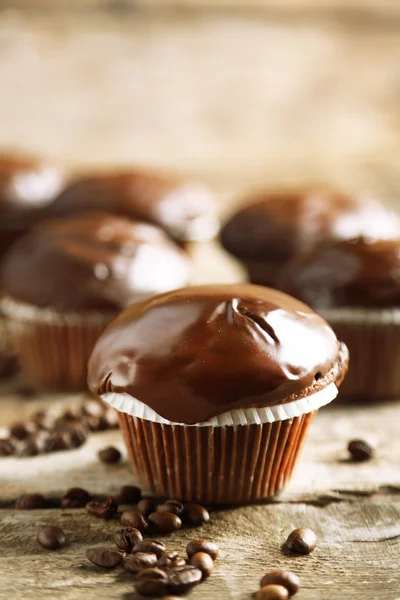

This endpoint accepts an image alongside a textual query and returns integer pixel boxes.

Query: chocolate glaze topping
[1,213,190,312]
[88,284,348,424]
[277,237,400,309]
[48,169,218,242]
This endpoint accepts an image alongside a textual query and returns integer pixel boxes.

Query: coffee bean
[102,406,119,429]
[167,565,202,594]
[0,438,15,456]
[135,567,169,597]
[115,485,141,504]
[133,540,166,558]
[10,421,36,441]
[31,411,54,431]
[82,398,104,418]
[86,498,118,520]
[149,511,182,533]
[348,439,374,462]
[86,547,122,568]
[123,552,157,573]
[256,585,289,600]
[15,493,47,509]
[114,527,143,552]
[186,540,219,561]
[285,528,317,554]
[65,425,87,448]
[157,499,184,516]
[61,487,92,509]
[137,498,156,517]
[121,509,148,531]
[60,407,83,422]
[157,551,186,569]
[37,526,66,550]
[183,503,210,526]
[84,416,103,432]
[260,570,300,596]
[98,446,121,464]
[15,437,42,457]
[45,431,71,452]
[190,552,213,578]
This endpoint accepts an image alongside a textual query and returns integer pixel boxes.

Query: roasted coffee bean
[45,431,71,452]
[66,425,87,448]
[103,406,119,428]
[15,493,47,509]
[10,421,36,440]
[157,499,184,516]
[86,547,122,568]
[98,446,121,464]
[84,416,103,431]
[37,526,66,550]
[186,540,219,561]
[60,407,83,422]
[0,438,15,456]
[348,439,374,462]
[133,540,166,558]
[15,437,43,457]
[61,487,92,509]
[157,551,186,569]
[167,565,202,594]
[31,411,54,431]
[190,552,213,578]
[135,567,169,597]
[149,511,182,533]
[260,570,300,596]
[285,528,317,555]
[86,498,118,520]
[115,485,141,504]
[121,509,148,531]
[137,498,156,517]
[114,527,143,552]
[82,397,104,418]
[123,552,157,573]
[183,503,210,526]
[255,585,289,600]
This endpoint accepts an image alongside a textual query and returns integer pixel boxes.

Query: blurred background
[0,0,399,215]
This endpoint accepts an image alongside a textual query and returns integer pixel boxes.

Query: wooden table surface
[1,5,400,600]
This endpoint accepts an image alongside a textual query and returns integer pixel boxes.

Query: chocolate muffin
[277,237,400,400]
[220,188,400,286]
[1,213,190,390]
[88,284,348,504]
[47,168,219,243]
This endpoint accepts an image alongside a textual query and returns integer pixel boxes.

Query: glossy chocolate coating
[1,213,190,312]
[48,169,218,242]
[88,284,347,424]
[277,237,400,309]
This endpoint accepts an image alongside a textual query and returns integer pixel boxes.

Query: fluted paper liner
[2,297,115,390]
[104,384,337,504]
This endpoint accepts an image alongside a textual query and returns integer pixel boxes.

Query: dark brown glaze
[88,284,348,424]
[1,213,190,312]
[220,188,400,284]
[47,169,218,242]
[277,237,400,309]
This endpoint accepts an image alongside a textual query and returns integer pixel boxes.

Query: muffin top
[1,213,190,312]
[277,237,400,309]
[88,284,348,424]
[47,169,219,242]
[220,188,400,262]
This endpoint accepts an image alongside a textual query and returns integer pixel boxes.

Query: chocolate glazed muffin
[88,284,348,504]
[1,213,190,390]
[47,168,219,243]
[220,188,400,286]
[277,237,400,400]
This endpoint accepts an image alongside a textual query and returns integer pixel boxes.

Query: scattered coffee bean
[115,485,141,504]
[133,540,166,558]
[82,398,104,418]
[15,437,43,457]
[157,499,184,516]
[183,503,210,526]
[167,565,202,594]
[114,527,143,552]
[137,498,156,517]
[157,551,186,569]
[190,552,213,578]
[149,511,182,533]
[123,552,158,573]
[86,547,122,568]
[45,431,71,452]
[61,487,92,509]
[66,425,87,448]
[15,493,48,509]
[101,406,119,429]
[285,528,317,555]
[37,526,66,550]
[186,540,219,561]
[59,407,82,422]
[31,411,54,430]
[98,446,121,464]
[135,567,169,597]
[260,570,300,596]
[348,439,374,462]
[121,509,148,531]
[86,498,118,520]
[10,421,36,441]
[0,438,15,456]
[256,585,289,600]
